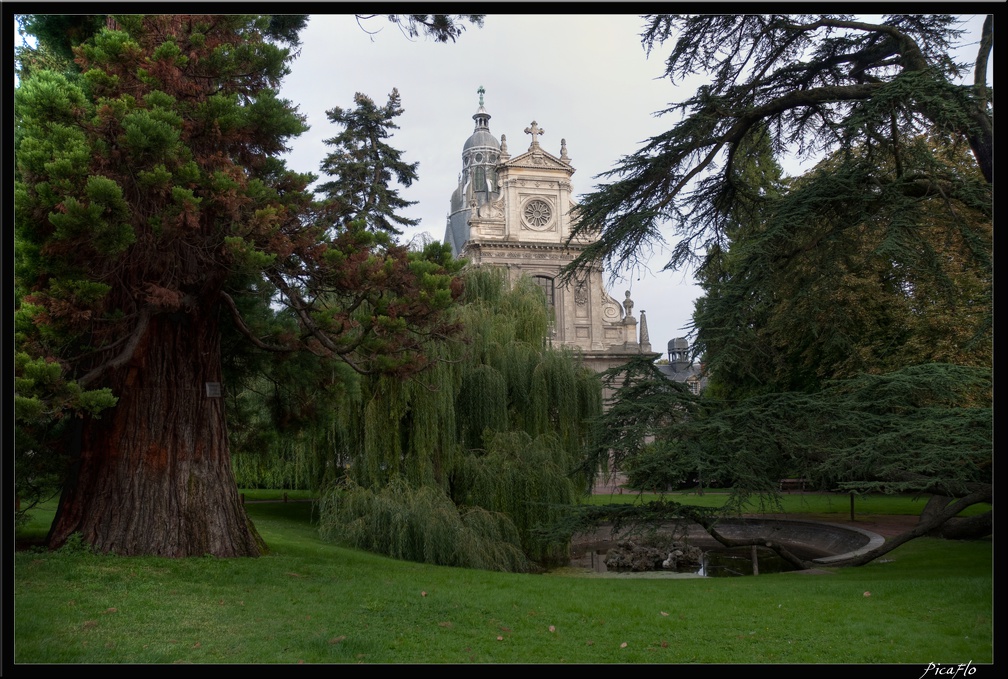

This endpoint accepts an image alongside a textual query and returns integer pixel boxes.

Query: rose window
[523,199,552,229]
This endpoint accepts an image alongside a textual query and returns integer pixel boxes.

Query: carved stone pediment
[502,149,573,172]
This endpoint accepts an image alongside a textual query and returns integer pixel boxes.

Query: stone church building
[443,88,655,378]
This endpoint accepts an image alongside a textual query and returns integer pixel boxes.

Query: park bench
[779,478,808,493]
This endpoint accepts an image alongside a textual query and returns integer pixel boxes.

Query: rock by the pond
[604,540,703,572]
[662,545,703,571]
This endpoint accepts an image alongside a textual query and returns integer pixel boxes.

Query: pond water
[573,544,803,577]
[699,545,801,577]
[567,518,879,577]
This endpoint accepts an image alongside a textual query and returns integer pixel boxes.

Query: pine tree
[316,89,421,236]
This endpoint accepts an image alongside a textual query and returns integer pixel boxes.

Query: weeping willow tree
[317,267,602,571]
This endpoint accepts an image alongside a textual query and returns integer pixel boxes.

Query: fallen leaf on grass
[660,611,668,616]
[548,625,556,633]
[329,636,346,645]
[105,608,117,614]
[83,620,98,630]
[620,642,628,648]
[438,621,452,628]
[421,591,427,597]
[497,636,503,641]
[864,591,871,597]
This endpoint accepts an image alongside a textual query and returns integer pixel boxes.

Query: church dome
[463,104,500,153]
[463,128,500,152]
[461,103,497,155]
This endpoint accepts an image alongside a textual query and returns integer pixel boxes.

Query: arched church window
[532,275,555,309]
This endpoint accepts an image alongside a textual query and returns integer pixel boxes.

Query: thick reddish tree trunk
[48,304,264,557]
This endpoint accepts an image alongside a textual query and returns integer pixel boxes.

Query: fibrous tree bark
[50,303,264,556]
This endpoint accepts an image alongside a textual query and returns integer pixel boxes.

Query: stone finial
[500,134,509,160]
[622,290,635,319]
[477,85,485,106]
[560,138,569,162]
[524,121,545,148]
[622,291,638,348]
[639,310,650,344]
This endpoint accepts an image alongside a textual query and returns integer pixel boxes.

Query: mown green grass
[14,495,992,664]
[586,490,991,518]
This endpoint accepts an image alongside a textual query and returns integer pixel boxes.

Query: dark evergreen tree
[316,89,420,235]
[571,14,992,562]
[693,133,992,399]
[566,14,992,279]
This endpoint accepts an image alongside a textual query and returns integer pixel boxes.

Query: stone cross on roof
[524,121,545,147]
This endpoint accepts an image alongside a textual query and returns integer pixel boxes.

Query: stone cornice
[467,240,586,252]
[575,349,663,361]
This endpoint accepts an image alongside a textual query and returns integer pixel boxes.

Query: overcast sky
[279,14,709,355]
[278,12,992,358]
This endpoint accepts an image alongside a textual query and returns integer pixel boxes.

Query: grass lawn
[586,489,992,518]
[13,493,992,664]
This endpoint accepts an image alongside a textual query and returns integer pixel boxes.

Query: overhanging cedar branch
[567,14,993,281]
[683,83,880,204]
[822,485,991,567]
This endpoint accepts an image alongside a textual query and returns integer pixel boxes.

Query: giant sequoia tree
[568,14,992,557]
[13,14,472,556]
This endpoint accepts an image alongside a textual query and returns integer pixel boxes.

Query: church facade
[444,89,656,378]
